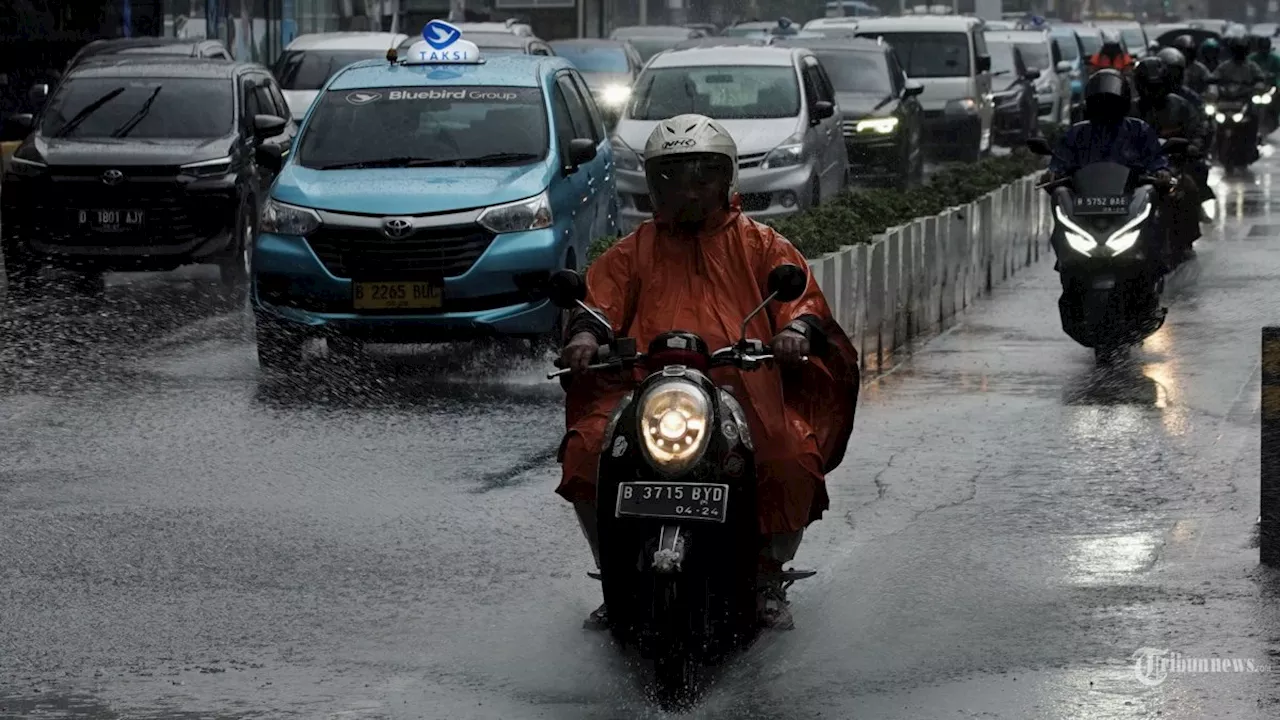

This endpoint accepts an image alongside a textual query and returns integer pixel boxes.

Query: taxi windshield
[296,86,549,170]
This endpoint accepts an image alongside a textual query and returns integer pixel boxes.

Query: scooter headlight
[1233,111,1246,122]
[639,381,712,474]
[1104,201,1152,254]
[1055,205,1099,255]
[1216,112,1227,123]
[1205,103,1217,115]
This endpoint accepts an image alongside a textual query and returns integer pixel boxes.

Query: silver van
[612,46,848,231]
[853,15,993,162]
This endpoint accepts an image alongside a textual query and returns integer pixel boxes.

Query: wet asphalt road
[4,153,1280,719]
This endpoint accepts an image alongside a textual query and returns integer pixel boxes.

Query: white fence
[807,173,1052,372]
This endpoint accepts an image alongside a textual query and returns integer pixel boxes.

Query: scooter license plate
[616,482,730,523]
[1074,195,1129,215]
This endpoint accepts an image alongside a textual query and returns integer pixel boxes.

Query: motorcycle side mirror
[27,82,49,108]
[1162,137,1190,155]
[767,263,808,302]
[1026,137,1054,155]
[546,269,587,309]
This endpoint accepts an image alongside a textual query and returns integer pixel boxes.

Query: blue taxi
[251,21,616,368]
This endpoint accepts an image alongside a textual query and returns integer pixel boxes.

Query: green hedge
[589,149,1047,262]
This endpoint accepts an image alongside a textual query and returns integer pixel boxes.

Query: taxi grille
[305,224,495,279]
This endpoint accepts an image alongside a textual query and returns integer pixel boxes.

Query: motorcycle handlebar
[546,345,808,379]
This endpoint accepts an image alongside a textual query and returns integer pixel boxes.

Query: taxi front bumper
[251,226,564,341]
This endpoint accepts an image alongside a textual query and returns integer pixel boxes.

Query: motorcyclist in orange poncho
[556,114,860,631]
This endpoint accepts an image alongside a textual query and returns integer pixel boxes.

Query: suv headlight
[855,117,899,134]
[761,133,804,169]
[260,198,321,236]
[611,137,642,172]
[6,145,46,176]
[476,191,552,234]
[180,156,232,178]
[639,380,711,474]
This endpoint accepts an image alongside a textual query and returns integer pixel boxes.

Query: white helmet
[643,114,739,201]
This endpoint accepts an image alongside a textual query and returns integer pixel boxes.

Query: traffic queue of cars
[0,14,1102,369]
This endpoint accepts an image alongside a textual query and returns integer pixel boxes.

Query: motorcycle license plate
[1073,196,1129,215]
[615,482,730,523]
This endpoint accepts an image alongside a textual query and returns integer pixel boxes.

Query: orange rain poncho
[556,208,860,535]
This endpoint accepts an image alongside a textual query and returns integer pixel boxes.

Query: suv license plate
[616,482,729,523]
[78,209,144,232]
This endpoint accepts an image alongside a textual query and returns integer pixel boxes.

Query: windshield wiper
[316,156,436,169]
[992,69,1012,77]
[110,85,163,138]
[458,151,541,166]
[51,86,126,138]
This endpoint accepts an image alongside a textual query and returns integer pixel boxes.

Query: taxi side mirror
[255,142,284,173]
[567,138,596,169]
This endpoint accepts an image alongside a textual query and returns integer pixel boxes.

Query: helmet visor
[645,153,734,224]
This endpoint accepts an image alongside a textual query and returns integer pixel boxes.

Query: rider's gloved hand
[771,328,809,366]
[561,332,600,373]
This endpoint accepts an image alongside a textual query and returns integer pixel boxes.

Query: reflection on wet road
[4,150,1280,718]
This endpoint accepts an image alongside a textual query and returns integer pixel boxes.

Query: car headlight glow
[180,156,232,178]
[1216,112,1227,123]
[1254,94,1272,104]
[639,381,711,474]
[260,198,321,236]
[761,133,805,169]
[855,117,899,134]
[476,191,553,234]
[600,84,632,107]
[1233,112,1245,122]
[611,137,642,172]
[1205,103,1217,115]
[945,97,979,114]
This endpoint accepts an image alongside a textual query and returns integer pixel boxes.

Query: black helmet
[1085,69,1132,124]
[1174,34,1197,60]
[1157,46,1187,86]
[1133,56,1169,99]
[1230,35,1251,60]
[1259,35,1273,54]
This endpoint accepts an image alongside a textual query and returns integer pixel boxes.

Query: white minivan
[271,32,409,121]
[853,15,993,162]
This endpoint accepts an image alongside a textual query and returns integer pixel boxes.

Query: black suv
[1,58,295,300]
[779,38,925,188]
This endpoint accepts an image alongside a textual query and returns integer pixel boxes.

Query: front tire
[219,201,254,304]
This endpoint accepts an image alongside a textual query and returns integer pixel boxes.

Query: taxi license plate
[616,482,730,523]
[78,209,144,232]
[352,281,442,310]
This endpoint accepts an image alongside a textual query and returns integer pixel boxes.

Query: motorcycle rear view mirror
[767,263,808,302]
[546,269,587,309]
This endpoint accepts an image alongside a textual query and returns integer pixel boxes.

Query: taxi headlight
[639,381,711,474]
[476,191,553,234]
[855,117,899,134]
[180,156,232,178]
[260,198,321,236]
[600,84,632,107]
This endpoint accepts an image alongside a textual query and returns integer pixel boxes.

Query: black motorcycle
[1028,138,1188,362]
[1210,81,1261,170]
[546,264,815,709]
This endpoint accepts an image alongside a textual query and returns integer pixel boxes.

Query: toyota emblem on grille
[102,169,125,186]
[381,217,414,238]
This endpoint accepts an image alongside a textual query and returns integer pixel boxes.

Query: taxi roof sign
[402,20,483,65]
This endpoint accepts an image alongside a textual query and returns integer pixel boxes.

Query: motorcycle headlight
[855,117,899,134]
[1216,112,1227,123]
[180,156,232,178]
[1104,201,1151,254]
[639,381,712,474]
[611,137,641,172]
[1054,205,1098,256]
[1253,94,1270,104]
[260,198,321,236]
[1205,103,1217,115]
[761,133,805,169]
[476,191,553,234]
[1233,112,1246,122]
[600,84,632,107]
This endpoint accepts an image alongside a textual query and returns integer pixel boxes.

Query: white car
[271,32,409,121]
[450,21,535,37]
[613,46,848,230]
[852,15,993,162]
[985,29,1072,125]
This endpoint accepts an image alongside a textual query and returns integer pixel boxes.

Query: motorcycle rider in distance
[1200,37,1222,73]
[1156,46,1216,222]
[1176,34,1213,95]
[1212,36,1267,158]
[1248,33,1280,136]
[557,114,860,632]
[1087,32,1135,78]
[1132,55,1203,263]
